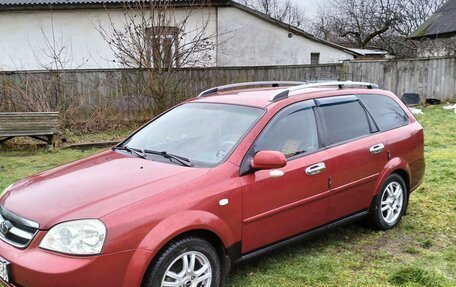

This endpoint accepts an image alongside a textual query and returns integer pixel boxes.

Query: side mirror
[251,151,287,170]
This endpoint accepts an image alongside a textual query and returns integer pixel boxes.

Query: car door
[316,96,389,221]
[240,100,331,253]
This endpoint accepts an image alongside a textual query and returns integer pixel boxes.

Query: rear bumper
[0,232,153,287]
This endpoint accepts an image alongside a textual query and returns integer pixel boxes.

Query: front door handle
[306,163,326,176]
[370,143,385,154]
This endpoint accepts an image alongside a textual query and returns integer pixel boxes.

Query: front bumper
[0,231,153,287]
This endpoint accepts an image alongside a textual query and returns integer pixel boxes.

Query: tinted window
[256,103,319,158]
[358,95,409,131]
[319,101,371,145]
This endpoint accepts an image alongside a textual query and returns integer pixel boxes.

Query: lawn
[0,105,455,286]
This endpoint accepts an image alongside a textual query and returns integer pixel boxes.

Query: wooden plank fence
[345,56,456,101]
[0,57,454,125]
[0,64,345,123]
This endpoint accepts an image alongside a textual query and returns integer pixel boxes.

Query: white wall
[217,7,354,66]
[0,9,113,70]
[416,36,456,58]
[0,6,353,71]
[0,8,217,71]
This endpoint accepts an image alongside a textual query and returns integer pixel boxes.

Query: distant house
[0,0,358,71]
[410,0,456,57]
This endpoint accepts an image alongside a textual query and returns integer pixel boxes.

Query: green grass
[63,127,133,144]
[0,105,455,286]
[0,149,103,190]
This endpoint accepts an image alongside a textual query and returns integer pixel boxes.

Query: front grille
[0,205,39,248]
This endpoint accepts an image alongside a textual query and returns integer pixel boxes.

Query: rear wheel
[369,174,408,230]
[142,237,221,287]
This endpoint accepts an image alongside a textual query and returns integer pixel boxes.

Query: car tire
[142,236,221,287]
[368,174,408,230]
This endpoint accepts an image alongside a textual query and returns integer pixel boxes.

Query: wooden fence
[0,57,454,127]
[345,56,456,101]
[0,64,345,124]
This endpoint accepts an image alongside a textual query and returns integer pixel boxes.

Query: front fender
[372,157,411,197]
[121,210,235,287]
[137,210,235,251]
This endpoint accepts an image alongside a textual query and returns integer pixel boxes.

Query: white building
[0,0,358,71]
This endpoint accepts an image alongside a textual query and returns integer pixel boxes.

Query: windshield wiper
[144,150,193,167]
[112,146,146,159]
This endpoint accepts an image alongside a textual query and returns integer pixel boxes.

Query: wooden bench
[0,112,60,146]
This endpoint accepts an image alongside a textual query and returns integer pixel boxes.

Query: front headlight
[40,219,106,255]
[0,184,13,198]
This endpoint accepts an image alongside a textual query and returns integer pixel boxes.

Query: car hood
[0,150,209,229]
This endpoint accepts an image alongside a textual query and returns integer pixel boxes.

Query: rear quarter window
[358,95,409,131]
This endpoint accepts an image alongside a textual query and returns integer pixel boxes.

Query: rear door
[358,94,425,186]
[316,96,389,221]
[240,100,331,253]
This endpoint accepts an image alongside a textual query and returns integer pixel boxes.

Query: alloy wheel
[380,181,404,224]
[161,251,212,287]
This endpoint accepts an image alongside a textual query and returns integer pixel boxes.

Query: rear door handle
[306,163,326,176]
[370,143,385,154]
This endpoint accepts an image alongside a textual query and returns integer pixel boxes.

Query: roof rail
[197,81,306,98]
[269,81,379,102]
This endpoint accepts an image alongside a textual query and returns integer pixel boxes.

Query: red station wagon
[0,81,425,287]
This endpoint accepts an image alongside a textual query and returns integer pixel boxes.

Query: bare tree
[311,0,446,57]
[238,0,308,29]
[379,0,446,57]
[31,14,92,128]
[97,0,217,115]
[312,0,402,48]
[395,0,446,36]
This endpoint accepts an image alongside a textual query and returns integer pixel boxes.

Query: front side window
[124,103,264,166]
[256,102,319,158]
[319,100,371,145]
[358,95,409,131]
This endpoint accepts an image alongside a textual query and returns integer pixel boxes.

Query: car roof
[189,86,391,108]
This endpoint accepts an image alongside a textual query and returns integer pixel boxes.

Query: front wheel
[369,174,408,230]
[142,236,221,287]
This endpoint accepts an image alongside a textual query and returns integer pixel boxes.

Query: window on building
[146,26,180,68]
[358,95,409,131]
[311,53,320,65]
[319,100,371,145]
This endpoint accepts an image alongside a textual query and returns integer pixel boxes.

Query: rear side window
[319,101,371,145]
[256,102,319,158]
[358,95,409,131]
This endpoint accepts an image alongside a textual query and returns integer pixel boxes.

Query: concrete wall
[217,7,355,66]
[0,6,354,71]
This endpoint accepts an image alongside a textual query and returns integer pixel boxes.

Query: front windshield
[123,103,264,166]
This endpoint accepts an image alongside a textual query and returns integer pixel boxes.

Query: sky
[292,0,322,18]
